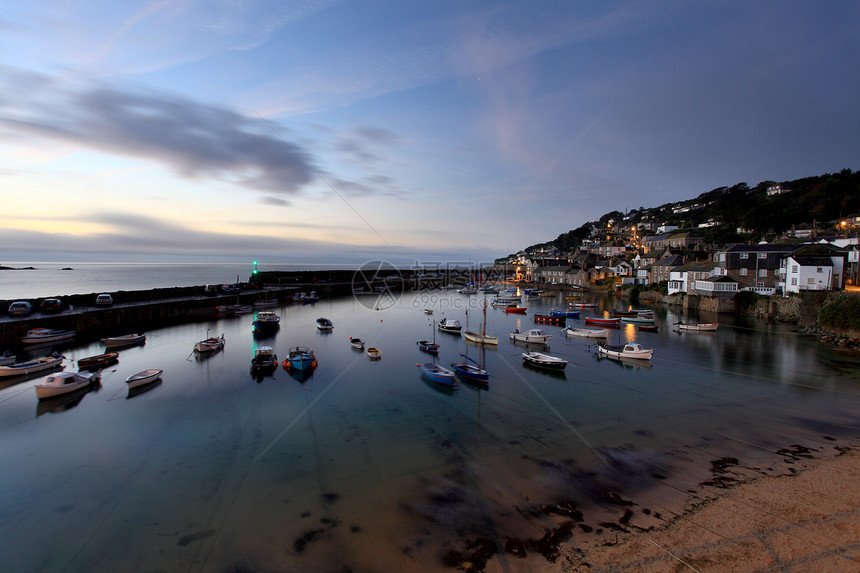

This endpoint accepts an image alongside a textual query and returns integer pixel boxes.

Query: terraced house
[716,244,799,292]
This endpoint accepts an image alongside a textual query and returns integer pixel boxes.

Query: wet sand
[565,445,860,572]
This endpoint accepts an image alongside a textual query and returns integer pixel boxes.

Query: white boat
[35,370,100,399]
[597,342,653,360]
[522,352,568,370]
[102,333,146,348]
[677,322,719,332]
[350,337,365,350]
[0,355,64,377]
[226,304,254,315]
[21,328,77,344]
[463,331,499,345]
[0,351,15,366]
[125,369,164,388]
[509,329,552,344]
[437,318,462,334]
[316,317,334,331]
[366,347,382,359]
[563,326,609,338]
[194,333,225,353]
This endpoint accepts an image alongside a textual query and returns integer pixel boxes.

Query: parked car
[95,293,113,306]
[7,301,32,316]
[40,298,63,314]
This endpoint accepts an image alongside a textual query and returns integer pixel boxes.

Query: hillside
[510,169,860,258]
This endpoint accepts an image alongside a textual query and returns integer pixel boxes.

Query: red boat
[505,307,527,314]
[584,316,621,326]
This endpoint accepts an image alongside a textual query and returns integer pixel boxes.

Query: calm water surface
[0,290,858,572]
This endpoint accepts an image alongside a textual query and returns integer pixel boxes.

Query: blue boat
[285,346,317,371]
[550,308,581,318]
[451,354,489,383]
[417,340,439,355]
[419,363,455,386]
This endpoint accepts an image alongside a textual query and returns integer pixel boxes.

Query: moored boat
[522,352,568,370]
[570,301,598,309]
[77,352,118,370]
[509,328,552,344]
[316,317,334,331]
[563,326,609,338]
[677,322,719,332]
[504,306,527,314]
[366,347,382,359]
[125,369,163,388]
[0,351,16,366]
[35,370,100,399]
[250,346,278,374]
[584,316,621,326]
[534,314,565,325]
[350,337,365,350]
[102,333,146,348]
[419,363,456,386]
[638,324,659,332]
[0,355,64,377]
[597,342,653,360]
[620,316,656,325]
[463,331,499,345]
[194,333,225,354]
[437,318,462,334]
[285,347,317,371]
[21,328,77,345]
[451,354,489,383]
[253,311,280,331]
[417,340,440,354]
[550,308,580,318]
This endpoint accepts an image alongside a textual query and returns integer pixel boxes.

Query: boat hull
[102,333,146,348]
[678,323,719,331]
[463,331,499,345]
[36,371,100,399]
[0,356,64,377]
[452,363,489,383]
[420,363,455,386]
[21,329,77,344]
[584,317,621,326]
[125,369,163,388]
[563,327,609,338]
[522,352,568,370]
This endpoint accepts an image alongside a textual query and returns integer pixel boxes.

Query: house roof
[724,244,799,253]
[700,275,739,283]
[652,254,685,267]
[790,256,833,267]
[673,261,718,272]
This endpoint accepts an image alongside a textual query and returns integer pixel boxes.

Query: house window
[740,253,748,259]
[791,278,798,286]
[808,278,815,284]
[758,269,767,277]
[739,268,747,276]
[792,265,798,273]
[817,267,823,273]
[758,252,767,259]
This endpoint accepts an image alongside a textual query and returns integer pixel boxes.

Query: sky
[1,1,858,267]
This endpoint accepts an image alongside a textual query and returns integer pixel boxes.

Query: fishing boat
[21,328,77,345]
[522,352,568,370]
[534,314,565,325]
[451,354,489,383]
[0,355,64,377]
[419,363,456,386]
[584,316,621,326]
[35,370,100,399]
[620,316,656,325]
[77,352,118,370]
[194,332,225,354]
[250,346,278,374]
[0,351,16,366]
[125,368,163,389]
[101,333,146,348]
[509,328,552,344]
[350,337,365,350]
[366,347,382,359]
[504,306,527,314]
[597,342,654,360]
[316,317,334,331]
[284,346,317,371]
[550,308,580,318]
[463,300,498,345]
[253,311,280,331]
[437,318,462,334]
[417,340,440,354]
[563,326,609,338]
[677,322,719,332]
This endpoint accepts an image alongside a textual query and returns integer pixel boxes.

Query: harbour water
[0,288,858,571]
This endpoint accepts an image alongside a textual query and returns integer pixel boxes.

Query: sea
[0,262,358,301]
[0,276,858,571]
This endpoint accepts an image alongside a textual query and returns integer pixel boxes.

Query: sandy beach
[565,446,859,572]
